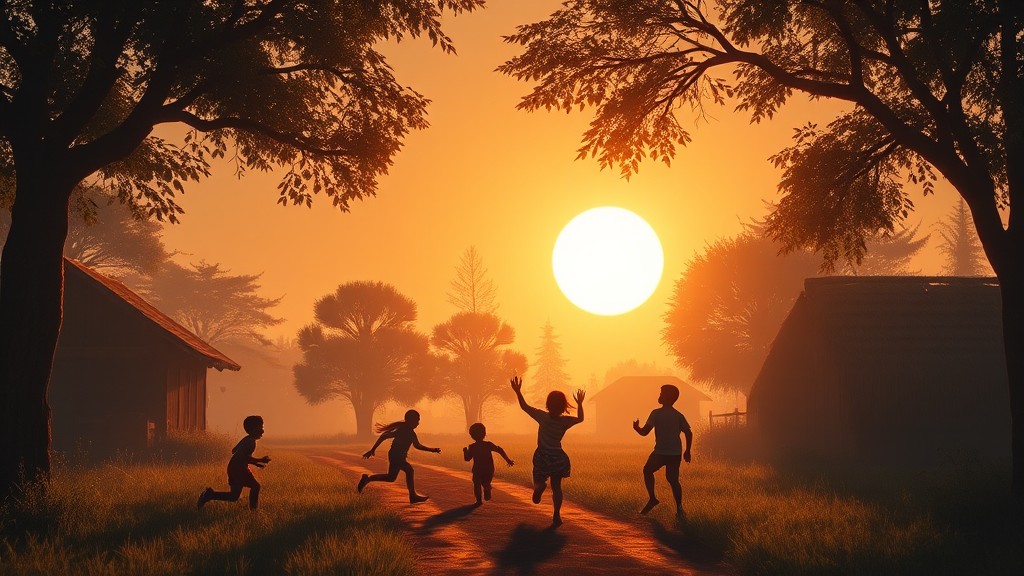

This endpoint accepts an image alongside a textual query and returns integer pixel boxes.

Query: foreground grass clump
[413,432,1024,576]
[0,443,415,576]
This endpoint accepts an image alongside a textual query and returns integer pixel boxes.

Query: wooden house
[592,376,711,440]
[748,276,1009,467]
[49,259,240,457]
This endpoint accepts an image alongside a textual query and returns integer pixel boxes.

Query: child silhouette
[357,409,441,503]
[463,422,514,505]
[511,375,585,527]
[633,384,693,517]
[198,415,271,510]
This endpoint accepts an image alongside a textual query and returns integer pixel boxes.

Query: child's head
[404,409,421,429]
[658,384,680,406]
[243,415,264,437]
[545,391,573,415]
[468,422,486,441]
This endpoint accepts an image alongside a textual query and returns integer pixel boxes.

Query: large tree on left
[0,0,483,496]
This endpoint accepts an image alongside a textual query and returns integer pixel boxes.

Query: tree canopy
[0,0,484,494]
[293,281,437,438]
[447,245,499,314]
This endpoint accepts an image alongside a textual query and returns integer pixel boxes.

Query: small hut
[592,376,710,440]
[50,259,240,457]
[748,276,1009,467]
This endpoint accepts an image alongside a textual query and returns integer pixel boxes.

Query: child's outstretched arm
[633,418,653,436]
[511,376,531,413]
[250,455,272,467]
[363,431,393,458]
[413,432,441,453]
[495,445,514,466]
[573,389,586,422]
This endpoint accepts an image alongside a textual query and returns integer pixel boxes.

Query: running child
[357,409,441,503]
[198,415,271,510]
[463,422,514,505]
[510,375,585,527]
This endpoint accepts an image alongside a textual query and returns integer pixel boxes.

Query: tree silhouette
[501,2,1024,493]
[447,245,499,314]
[431,312,527,428]
[293,281,436,439]
[1,187,169,278]
[663,226,925,396]
[141,260,283,347]
[0,0,482,493]
[533,319,570,394]
[936,198,991,276]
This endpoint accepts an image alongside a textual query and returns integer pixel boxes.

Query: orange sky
[160,1,959,408]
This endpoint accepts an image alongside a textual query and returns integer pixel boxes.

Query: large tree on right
[501,1,1024,492]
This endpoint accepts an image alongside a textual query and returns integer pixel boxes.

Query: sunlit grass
[404,432,1024,576]
[0,438,415,576]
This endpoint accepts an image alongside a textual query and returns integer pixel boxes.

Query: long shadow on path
[494,523,568,575]
[418,503,480,534]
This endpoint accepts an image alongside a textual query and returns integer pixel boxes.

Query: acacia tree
[501,1,1024,492]
[936,198,991,276]
[431,312,527,428]
[533,319,570,392]
[293,281,436,438]
[447,245,499,314]
[142,260,283,347]
[0,0,482,493]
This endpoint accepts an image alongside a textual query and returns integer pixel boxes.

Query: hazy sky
[160,1,957,395]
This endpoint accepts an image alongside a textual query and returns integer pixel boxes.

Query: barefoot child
[510,375,585,527]
[198,415,271,510]
[463,422,514,505]
[357,409,441,503]
[633,384,693,517]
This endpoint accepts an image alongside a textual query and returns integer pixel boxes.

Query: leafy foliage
[431,312,527,427]
[293,281,436,436]
[499,0,1015,271]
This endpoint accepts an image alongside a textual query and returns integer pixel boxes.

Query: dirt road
[300,447,734,576]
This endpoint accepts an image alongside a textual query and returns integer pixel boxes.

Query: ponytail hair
[374,409,421,434]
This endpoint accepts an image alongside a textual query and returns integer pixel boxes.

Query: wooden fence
[709,408,747,429]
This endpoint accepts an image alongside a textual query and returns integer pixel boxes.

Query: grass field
[380,430,1024,576]
[4,430,1023,575]
[0,433,416,576]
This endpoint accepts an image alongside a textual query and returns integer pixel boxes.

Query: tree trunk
[0,170,74,498]
[462,395,483,431]
[352,401,378,440]
[998,268,1024,495]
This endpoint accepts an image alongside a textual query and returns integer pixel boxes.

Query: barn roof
[593,375,712,401]
[64,258,241,371]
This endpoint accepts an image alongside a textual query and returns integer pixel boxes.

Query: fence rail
[709,408,747,429]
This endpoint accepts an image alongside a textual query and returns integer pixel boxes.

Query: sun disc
[552,207,664,316]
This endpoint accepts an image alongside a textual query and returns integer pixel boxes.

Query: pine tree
[533,320,570,392]
[936,198,991,276]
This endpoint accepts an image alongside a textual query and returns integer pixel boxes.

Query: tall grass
[412,431,1024,576]
[0,436,416,576]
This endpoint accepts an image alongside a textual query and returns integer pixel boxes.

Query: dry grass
[0,436,416,576]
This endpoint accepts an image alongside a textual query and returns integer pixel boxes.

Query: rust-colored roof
[64,258,241,371]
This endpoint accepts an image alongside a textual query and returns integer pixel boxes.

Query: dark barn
[592,376,710,440]
[748,276,1009,467]
[50,259,240,457]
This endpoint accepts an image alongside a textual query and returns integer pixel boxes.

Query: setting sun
[552,207,664,316]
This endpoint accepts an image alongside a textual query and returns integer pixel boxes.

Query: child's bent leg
[208,485,244,503]
[641,455,662,515]
[473,476,483,504]
[666,460,683,512]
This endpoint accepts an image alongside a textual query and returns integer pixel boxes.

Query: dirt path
[298,447,734,576]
